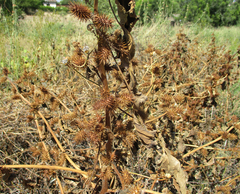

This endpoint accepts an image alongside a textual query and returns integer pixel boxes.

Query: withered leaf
[134,122,156,138]
[134,122,157,145]
[173,177,181,193]
[158,149,188,194]
[204,154,215,166]
[22,178,37,189]
[177,138,186,153]
[194,171,201,180]
[2,169,17,183]
[134,94,147,109]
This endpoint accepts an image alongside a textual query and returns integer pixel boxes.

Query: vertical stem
[98,60,111,193]
[98,62,111,133]
[12,0,19,77]
[99,177,108,194]
[98,63,109,92]
[12,0,18,31]
[94,0,98,14]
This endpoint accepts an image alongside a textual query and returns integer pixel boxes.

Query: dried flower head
[145,44,154,53]
[0,76,7,83]
[152,65,161,75]
[27,115,34,123]
[70,42,86,66]
[122,168,133,185]
[39,86,49,95]
[117,93,134,107]
[69,2,92,22]
[96,47,111,65]
[62,112,77,121]
[93,14,114,30]
[131,58,138,67]
[71,53,86,67]
[12,94,21,100]
[74,130,86,144]
[94,95,117,113]
[155,49,161,55]
[3,67,10,76]
[124,131,137,148]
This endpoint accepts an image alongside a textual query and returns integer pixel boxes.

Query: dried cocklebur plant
[67,0,161,192]
[68,1,141,192]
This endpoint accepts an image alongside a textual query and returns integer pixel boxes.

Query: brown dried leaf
[62,112,77,121]
[134,122,156,138]
[204,155,215,166]
[134,94,147,108]
[22,178,37,189]
[194,171,201,180]
[173,177,181,193]
[134,122,157,145]
[158,149,188,194]
[0,76,7,83]
[136,132,157,145]
[177,138,186,153]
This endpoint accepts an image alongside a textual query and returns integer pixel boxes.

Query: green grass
[133,19,240,53]
[0,12,239,78]
[190,25,240,53]
[0,12,96,78]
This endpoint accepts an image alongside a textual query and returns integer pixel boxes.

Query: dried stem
[112,162,125,189]
[94,0,98,14]
[146,112,167,124]
[56,176,64,194]
[6,77,83,174]
[183,124,237,158]
[225,175,240,186]
[35,116,50,160]
[0,164,88,176]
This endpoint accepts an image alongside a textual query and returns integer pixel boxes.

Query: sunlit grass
[0,12,96,78]
[133,20,240,53]
[0,12,239,78]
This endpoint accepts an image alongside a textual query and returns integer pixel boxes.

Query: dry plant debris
[0,0,240,193]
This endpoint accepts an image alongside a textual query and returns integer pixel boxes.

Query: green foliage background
[1,0,239,27]
[0,0,44,15]
[134,0,240,27]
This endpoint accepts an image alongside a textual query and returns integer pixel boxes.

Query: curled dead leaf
[158,149,188,194]
[177,138,186,153]
[134,121,157,145]
[204,154,215,166]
